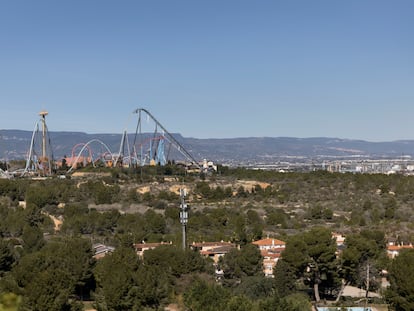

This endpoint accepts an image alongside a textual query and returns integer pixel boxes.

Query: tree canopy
[386,249,414,310]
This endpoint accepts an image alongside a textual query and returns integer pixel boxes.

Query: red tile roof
[200,245,235,255]
[387,244,413,251]
[261,250,282,259]
[191,241,233,247]
[252,238,286,246]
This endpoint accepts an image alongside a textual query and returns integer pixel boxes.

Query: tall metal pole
[365,261,370,306]
[38,110,50,175]
[179,188,189,250]
[39,111,48,160]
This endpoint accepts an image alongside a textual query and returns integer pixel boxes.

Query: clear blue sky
[1,0,413,141]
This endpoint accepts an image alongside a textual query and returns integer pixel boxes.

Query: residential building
[332,232,345,247]
[190,241,236,264]
[332,232,346,256]
[93,243,115,259]
[134,241,172,258]
[386,242,414,259]
[252,237,286,277]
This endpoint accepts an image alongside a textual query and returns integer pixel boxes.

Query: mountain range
[1,129,414,164]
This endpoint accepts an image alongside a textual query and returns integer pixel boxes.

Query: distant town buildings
[202,159,217,173]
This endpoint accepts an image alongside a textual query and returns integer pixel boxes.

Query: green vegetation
[386,249,414,310]
[1,166,414,309]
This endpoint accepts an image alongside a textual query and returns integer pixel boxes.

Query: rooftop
[252,238,286,247]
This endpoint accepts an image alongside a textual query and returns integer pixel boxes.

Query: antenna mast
[179,188,189,250]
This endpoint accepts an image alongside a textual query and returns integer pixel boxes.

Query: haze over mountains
[1,129,414,164]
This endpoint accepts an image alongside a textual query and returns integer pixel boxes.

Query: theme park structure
[23,110,55,176]
[20,108,200,176]
[115,108,200,168]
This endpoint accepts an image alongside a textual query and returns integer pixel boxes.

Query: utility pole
[179,188,189,250]
[365,261,370,310]
[365,262,370,298]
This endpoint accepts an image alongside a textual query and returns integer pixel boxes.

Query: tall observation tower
[24,110,54,176]
[39,110,48,162]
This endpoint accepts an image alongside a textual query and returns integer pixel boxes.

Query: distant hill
[1,129,414,164]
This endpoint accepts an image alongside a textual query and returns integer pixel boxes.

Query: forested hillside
[0,166,413,310]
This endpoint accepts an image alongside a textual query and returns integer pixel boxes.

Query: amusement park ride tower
[39,110,49,170]
[24,110,54,176]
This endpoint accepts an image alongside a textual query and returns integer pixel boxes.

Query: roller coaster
[66,139,114,173]
[16,108,201,177]
[115,108,200,169]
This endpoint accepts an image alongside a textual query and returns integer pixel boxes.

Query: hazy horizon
[2,128,414,143]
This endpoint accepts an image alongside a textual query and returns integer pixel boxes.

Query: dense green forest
[1,166,414,310]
